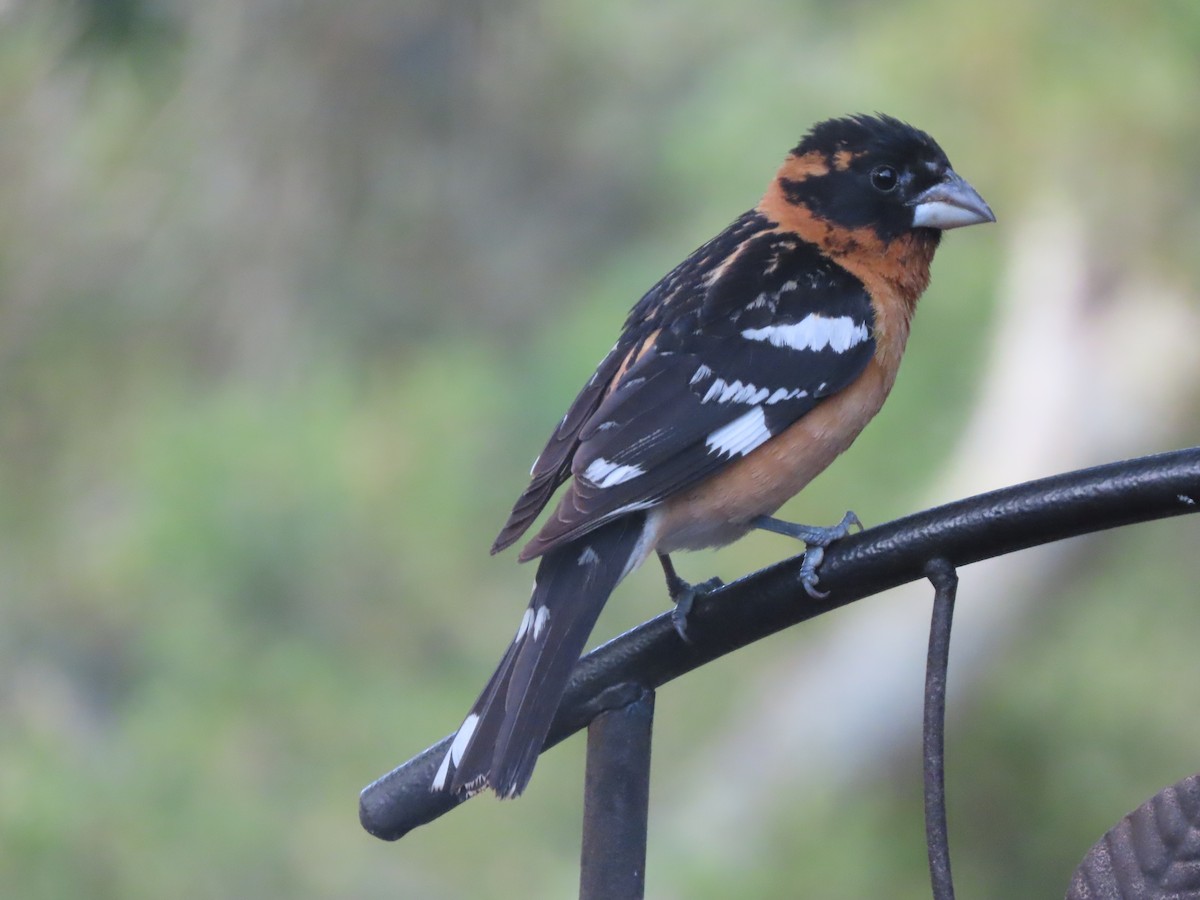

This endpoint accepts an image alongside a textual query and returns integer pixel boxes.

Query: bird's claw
[751,509,862,600]
[799,546,829,599]
[668,575,725,643]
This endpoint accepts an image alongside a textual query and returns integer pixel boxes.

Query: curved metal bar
[360,447,1200,841]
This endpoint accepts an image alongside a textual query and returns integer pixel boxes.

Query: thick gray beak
[910,169,995,230]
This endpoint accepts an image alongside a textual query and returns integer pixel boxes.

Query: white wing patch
[701,378,771,405]
[705,406,772,458]
[747,279,798,311]
[583,457,645,488]
[766,387,808,404]
[741,314,869,354]
[698,375,808,407]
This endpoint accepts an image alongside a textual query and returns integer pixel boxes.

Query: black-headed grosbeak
[433,114,994,798]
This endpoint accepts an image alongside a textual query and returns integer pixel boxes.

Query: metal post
[923,558,959,900]
[579,687,655,900]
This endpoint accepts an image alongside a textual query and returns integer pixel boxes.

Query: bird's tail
[432,512,650,798]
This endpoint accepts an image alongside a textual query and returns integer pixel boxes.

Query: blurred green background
[2,0,1199,897]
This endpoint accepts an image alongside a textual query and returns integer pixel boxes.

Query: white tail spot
[533,606,550,640]
[515,607,534,642]
[432,712,480,791]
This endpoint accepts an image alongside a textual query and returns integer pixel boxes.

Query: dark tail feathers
[432,512,648,798]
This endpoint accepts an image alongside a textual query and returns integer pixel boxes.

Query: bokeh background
[2,1,1199,897]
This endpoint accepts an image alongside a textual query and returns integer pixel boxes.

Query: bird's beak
[909,169,995,230]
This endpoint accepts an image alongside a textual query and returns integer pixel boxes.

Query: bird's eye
[870,165,899,193]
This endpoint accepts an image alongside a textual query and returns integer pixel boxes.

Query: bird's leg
[657,552,724,642]
[750,510,862,599]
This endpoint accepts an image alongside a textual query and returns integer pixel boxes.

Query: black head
[784,114,993,242]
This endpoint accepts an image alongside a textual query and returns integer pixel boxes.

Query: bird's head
[771,114,995,245]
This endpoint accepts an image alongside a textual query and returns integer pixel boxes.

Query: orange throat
[757,155,939,355]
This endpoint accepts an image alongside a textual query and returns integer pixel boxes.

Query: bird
[431,113,994,799]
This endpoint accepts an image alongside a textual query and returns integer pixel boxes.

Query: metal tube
[579,688,654,900]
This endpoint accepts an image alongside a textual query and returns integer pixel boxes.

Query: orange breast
[649,169,936,555]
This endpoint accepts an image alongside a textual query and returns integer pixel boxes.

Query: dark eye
[870,165,899,193]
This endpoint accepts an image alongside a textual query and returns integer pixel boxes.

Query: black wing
[491,211,768,553]
[490,340,631,554]
[513,211,877,561]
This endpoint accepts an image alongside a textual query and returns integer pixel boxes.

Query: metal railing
[360,447,1200,898]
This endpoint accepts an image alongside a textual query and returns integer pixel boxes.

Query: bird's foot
[658,553,724,642]
[750,510,862,599]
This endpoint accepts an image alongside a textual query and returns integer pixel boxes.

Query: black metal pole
[923,559,958,900]
[580,688,655,900]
